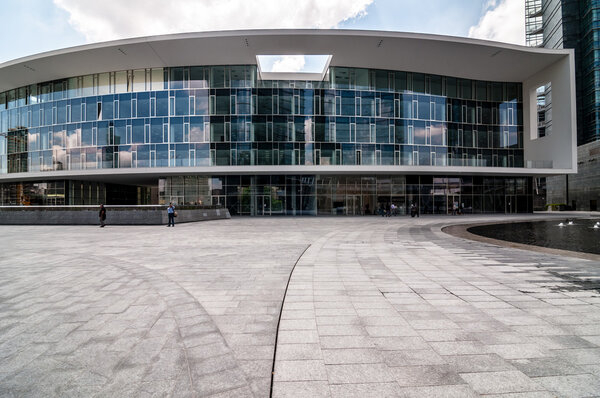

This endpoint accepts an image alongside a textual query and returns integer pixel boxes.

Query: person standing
[167,203,175,227]
[99,204,106,228]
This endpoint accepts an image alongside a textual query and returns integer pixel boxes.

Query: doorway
[347,195,362,215]
[448,195,460,215]
[505,195,516,213]
[255,195,271,216]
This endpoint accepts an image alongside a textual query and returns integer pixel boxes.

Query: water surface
[468,220,600,255]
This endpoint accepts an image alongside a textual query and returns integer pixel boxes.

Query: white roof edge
[0,29,574,93]
[0,29,572,68]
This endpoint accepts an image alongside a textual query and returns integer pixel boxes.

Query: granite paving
[0,214,599,397]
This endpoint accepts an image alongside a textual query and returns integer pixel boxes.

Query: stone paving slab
[0,215,600,397]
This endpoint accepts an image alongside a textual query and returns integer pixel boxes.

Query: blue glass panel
[414,120,426,145]
[170,117,183,143]
[97,121,109,146]
[30,105,40,127]
[175,144,189,166]
[194,143,209,166]
[114,120,127,145]
[360,92,374,117]
[136,144,150,168]
[175,91,189,116]
[418,95,430,120]
[85,97,97,122]
[137,92,150,117]
[356,118,370,143]
[336,117,350,143]
[150,118,163,143]
[100,96,113,120]
[155,91,169,116]
[119,94,131,119]
[81,123,93,146]
[132,119,145,144]
[342,144,356,165]
[155,144,168,167]
[375,120,389,143]
[43,103,53,125]
[57,101,67,124]
[70,99,81,122]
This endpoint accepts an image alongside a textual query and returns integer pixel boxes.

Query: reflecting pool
[468,220,600,255]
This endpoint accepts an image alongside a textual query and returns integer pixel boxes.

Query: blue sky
[338,0,489,36]
[0,0,525,65]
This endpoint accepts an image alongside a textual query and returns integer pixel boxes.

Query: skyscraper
[527,0,600,210]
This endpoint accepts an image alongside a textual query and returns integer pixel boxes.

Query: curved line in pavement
[269,243,311,398]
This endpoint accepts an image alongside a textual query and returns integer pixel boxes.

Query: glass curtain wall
[158,175,532,215]
[0,65,524,175]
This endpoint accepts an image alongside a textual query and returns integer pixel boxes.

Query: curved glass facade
[0,65,523,174]
[0,64,532,214]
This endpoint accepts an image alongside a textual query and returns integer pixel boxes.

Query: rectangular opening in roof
[256,55,332,81]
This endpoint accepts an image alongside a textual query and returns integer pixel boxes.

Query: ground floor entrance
[0,175,534,214]
[158,175,534,215]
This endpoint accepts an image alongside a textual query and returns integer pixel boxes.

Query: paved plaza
[1,215,600,397]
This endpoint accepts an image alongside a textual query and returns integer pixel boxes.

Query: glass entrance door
[448,195,460,215]
[505,195,516,213]
[347,195,361,215]
[255,195,271,216]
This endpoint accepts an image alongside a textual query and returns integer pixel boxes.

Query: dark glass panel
[395,72,407,92]
[170,67,184,89]
[341,90,355,116]
[215,89,230,114]
[279,89,292,115]
[412,73,425,93]
[190,67,207,88]
[446,77,457,98]
[361,92,374,117]
[355,118,370,143]
[430,75,442,96]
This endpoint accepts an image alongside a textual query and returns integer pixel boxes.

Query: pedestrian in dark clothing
[167,203,175,227]
[99,204,106,227]
[410,203,420,218]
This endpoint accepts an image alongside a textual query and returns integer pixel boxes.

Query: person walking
[167,203,175,227]
[99,204,106,227]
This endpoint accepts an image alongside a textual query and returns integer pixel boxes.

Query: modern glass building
[0,30,576,215]
[526,0,600,210]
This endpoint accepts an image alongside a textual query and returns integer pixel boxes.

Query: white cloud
[53,0,373,43]
[271,55,306,73]
[468,0,525,45]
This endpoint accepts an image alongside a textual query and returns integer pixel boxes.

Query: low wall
[0,205,230,225]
